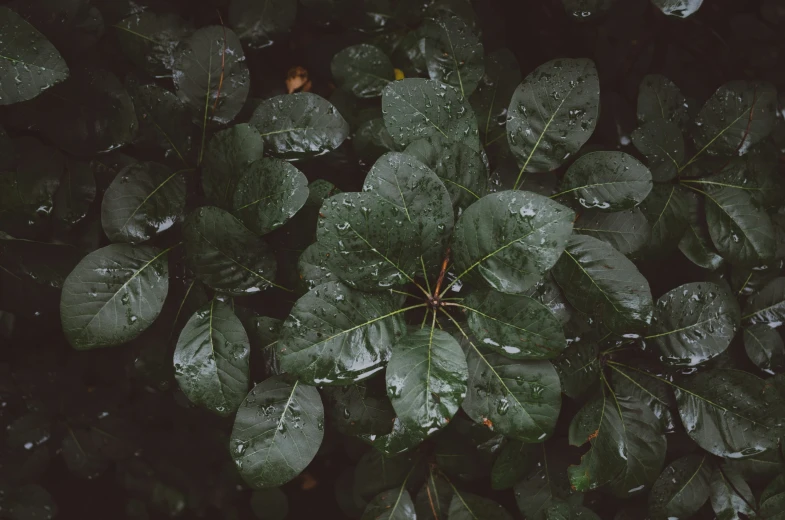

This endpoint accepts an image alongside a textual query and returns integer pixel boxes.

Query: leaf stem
[432,248,451,298]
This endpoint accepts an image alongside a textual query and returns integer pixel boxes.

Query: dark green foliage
[1,0,784,518]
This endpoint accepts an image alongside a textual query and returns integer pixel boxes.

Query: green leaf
[610,364,675,432]
[506,58,599,180]
[129,83,196,167]
[470,48,521,148]
[491,440,537,490]
[709,466,756,520]
[552,235,653,334]
[0,6,69,105]
[60,244,170,350]
[423,14,484,98]
[202,124,264,209]
[354,450,419,502]
[434,415,502,481]
[404,134,487,213]
[744,324,785,375]
[317,152,453,291]
[183,206,277,295]
[386,328,468,436]
[250,92,349,159]
[172,26,250,126]
[229,0,296,48]
[464,289,567,360]
[691,81,777,158]
[552,342,600,400]
[639,184,690,254]
[366,417,427,456]
[743,277,785,326]
[354,117,398,163]
[415,470,453,520]
[525,275,573,325]
[651,0,704,18]
[461,334,562,442]
[243,314,282,378]
[323,381,395,436]
[545,503,601,520]
[101,162,186,244]
[278,281,406,385]
[678,193,725,271]
[52,159,95,231]
[514,445,583,520]
[449,490,513,520]
[173,300,250,416]
[361,488,416,520]
[0,235,82,290]
[558,151,652,212]
[298,242,336,290]
[382,78,480,152]
[637,74,689,127]
[648,282,740,366]
[115,11,191,77]
[232,158,309,235]
[451,190,575,294]
[701,185,776,267]
[574,209,651,256]
[648,454,711,520]
[674,368,785,457]
[761,475,785,519]
[331,44,394,98]
[632,120,685,182]
[230,376,324,488]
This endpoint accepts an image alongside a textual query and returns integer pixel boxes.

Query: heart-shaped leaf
[183,206,277,295]
[331,44,394,98]
[451,191,575,294]
[648,282,740,367]
[229,376,324,488]
[648,455,711,520]
[558,151,653,212]
[317,152,453,291]
[174,300,250,416]
[423,14,484,98]
[232,158,309,235]
[172,26,250,126]
[553,235,653,334]
[632,120,685,182]
[463,289,566,360]
[386,327,468,437]
[574,208,651,256]
[382,78,480,152]
[60,244,170,350]
[506,58,599,182]
[744,324,785,375]
[0,6,69,105]
[202,124,264,208]
[101,162,187,244]
[636,74,689,127]
[250,92,349,159]
[278,281,407,385]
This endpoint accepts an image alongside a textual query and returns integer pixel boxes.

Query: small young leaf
[451,191,575,294]
[464,289,567,360]
[506,58,599,177]
[648,455,711,520]
[553,235,653,334]
[101,162,186,244]
[648,282,740,367]
[423,14,484,98]
[60,244,170,350]
[0,6,69,105]
[559,151,653,211]
[278,281,406,385]
[331,44,395,98]
[183,206,277,295]
[174,300,250,416]
[230,376,324,488]
[250,93,349,159]
[386,328,468,437]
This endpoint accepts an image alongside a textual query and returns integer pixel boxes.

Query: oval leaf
[202,124,264,208]
[101,162,186,244]
[744,324,785,375]
[574,208,651,256]
[743,277,785,326]
[174,300,250,416]
[331,44,394,98]
[452,190,575,294]
[230,376,324,488]
[631,119,685,182]
[637,74,689,127]
[60,244,169,350]
[423,14,484,98]
[648,454,711,520]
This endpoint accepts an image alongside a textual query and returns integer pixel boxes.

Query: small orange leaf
[482,417,493,429]
[588,429,599,441]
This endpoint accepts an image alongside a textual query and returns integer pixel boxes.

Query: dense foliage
[1,0,785,518]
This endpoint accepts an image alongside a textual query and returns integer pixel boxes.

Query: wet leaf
[229,0,296,48]
[648,454,711,520]
[610,364,675,432]
[709,465,755,520]
[60,244,170,350]
[173,300,250,416]
[631,120,685,182]
[491,439,537,490]
[470,48,521,148]
[115,11,191,77]
[743,277,785,327]
[423,14,484,98]
[651,0,704,17]
[229,376,324,488]
[638,184,690,254]
[129,83,196,167]
[331,44,394,98]
[574,208,651,256]
[760,475,785,519]
[636,74,689,127]
[0,6,69,105]
[744,324,785,375]
[361,488,416,520]
[559,151,653,211]
[202,124,264,209]
[678,193,725,270]
[323,381,395,436]
[101,162,186,244]
[514,445,583,520]
[552,342,600,400]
